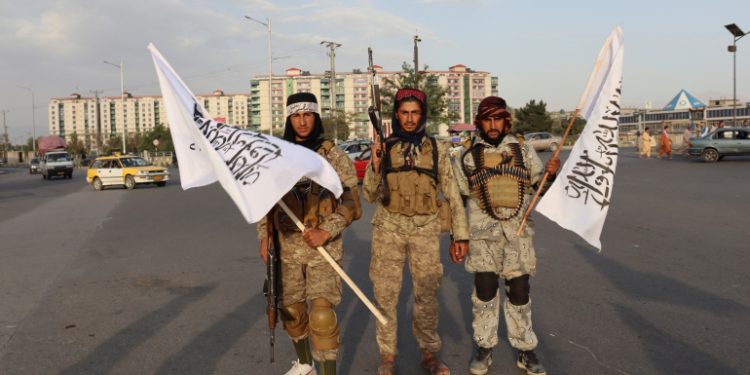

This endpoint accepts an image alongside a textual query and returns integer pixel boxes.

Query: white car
[339,141,371,160]
[41,150,74,179]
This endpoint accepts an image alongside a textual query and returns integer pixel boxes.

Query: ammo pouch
[274,180,338,232]
[385,170,438,216]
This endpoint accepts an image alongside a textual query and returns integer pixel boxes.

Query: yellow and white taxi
[86,155,170,190]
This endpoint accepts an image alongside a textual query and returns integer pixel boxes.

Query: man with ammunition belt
[452,96,559,375]
[363,87,469,375]
[257,92,361,375]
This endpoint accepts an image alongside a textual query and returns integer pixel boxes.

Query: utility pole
[1,110,9,163]
[413,34,422,88]
[17,86,36,154]
[321,40,342,143]
[245,15,273,135]
[103,60,126,153]
[90,89,104,152]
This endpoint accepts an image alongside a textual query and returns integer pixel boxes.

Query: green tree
[137,124,174,152]
[104,135,122,154]
[322,110,351,142]
[380,62,459,135]
[513,100,554,135]
[66,132,85,156]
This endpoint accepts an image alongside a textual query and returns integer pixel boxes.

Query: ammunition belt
[464,142,529,221]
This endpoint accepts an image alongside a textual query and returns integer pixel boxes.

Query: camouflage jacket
[363,137,469,240]
[452,135,545,240]
[257,144,359,263]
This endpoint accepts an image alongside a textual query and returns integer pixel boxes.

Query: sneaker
[469,347,493,375]
[517,351,546,375]
[284,360,317,375]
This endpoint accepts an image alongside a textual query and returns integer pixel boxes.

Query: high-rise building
[249,64,498,139]
[48,90,250,150]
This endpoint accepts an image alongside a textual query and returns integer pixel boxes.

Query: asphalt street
[1,149,749,375]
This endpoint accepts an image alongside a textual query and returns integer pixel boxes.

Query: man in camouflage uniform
[363,87,469,375]
[452,96,559,375]
[257,93,361,375]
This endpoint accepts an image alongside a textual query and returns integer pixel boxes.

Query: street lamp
[321,40,342,142]
[725,23,747,127]
[17,85,36,154]
[245,15,273,135]
[103,60,126,153]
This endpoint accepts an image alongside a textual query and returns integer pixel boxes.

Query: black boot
[517,350,546,375]
[469,346,492,375]
[319,360,336,375]
[293,337,313,365]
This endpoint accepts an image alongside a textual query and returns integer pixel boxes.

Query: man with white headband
[257,92,361,375]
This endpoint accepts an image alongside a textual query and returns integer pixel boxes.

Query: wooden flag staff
[277,200,388,325]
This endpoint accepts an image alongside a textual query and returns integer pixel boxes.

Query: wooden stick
[277,200,388,325]
[516,108,581,236]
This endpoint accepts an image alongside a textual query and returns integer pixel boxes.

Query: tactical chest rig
[383,137,439,216]
[462,142,531,221]
[275,140,338,232]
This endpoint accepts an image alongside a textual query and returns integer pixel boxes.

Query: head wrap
[283,92,325,150]
[474,96,512,146]
[390,87,428,146]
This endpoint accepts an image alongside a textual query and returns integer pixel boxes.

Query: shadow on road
[58,284,216,375]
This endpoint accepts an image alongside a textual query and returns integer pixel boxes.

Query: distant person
[658,125,672,160]
[639,127,652,159]
[681,127,693,156]
[717,120,725,129]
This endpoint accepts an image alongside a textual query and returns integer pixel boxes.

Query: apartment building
[48,90,250,150]
[250,64,498,139]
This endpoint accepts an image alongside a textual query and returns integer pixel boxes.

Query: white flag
[535,27,624,250]
[148,43,343,224]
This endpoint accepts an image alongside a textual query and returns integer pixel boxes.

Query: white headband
[286,101,318,115]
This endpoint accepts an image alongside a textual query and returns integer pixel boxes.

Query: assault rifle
[263,218,281,362]
[368,47,390,205]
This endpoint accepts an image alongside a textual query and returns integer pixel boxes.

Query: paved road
[1,150,749,375]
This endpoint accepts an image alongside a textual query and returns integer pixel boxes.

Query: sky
[1,0,748,143]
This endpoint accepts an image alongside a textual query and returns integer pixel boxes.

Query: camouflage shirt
[363,137,469,240]
[452,135,545,240]
[257,144,359,264]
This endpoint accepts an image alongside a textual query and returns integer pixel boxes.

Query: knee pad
[282,301,309,339]
[474,272,499,302]
[505,275,530,306]
[309,298,339,350]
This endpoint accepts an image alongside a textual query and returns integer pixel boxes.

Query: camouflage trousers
[278,231,343,361]
[471,291,538,351]
[369,225,443,356]
[467,238,538,351]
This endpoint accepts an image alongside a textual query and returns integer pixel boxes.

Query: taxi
[86,154,170,190]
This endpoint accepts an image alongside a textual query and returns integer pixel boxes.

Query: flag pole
[277,200,388,325]
[515,35,615,236]
[516,109,580,236]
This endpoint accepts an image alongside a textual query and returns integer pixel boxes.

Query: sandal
[378,355,396,375]
[421,352,450,375]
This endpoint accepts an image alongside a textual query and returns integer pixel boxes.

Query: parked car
[353,148,371,182]
[29,158,41,174]
[524,132,562,152]
[86,155,169,190]
[340,140,371,160]
[688,127,750,162]
[40,149,74,179]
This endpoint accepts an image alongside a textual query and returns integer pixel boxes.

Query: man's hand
[259,238,269,264]
[449,240,469,264]
[545,156,561,175]
[370,137,383,174]
[302,228,332,248]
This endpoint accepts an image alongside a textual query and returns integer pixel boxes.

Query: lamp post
[245,15,273,135]
[321,40,342,142]
[17,85,36,154]
[413,35,422,88]
[103,60,126,153]
[725,23,747,127]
